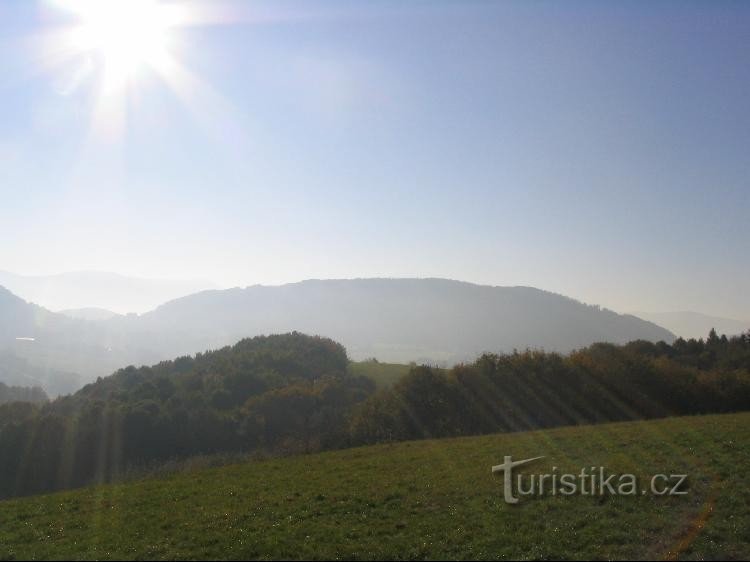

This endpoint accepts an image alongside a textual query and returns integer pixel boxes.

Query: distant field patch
[348,360,412,389]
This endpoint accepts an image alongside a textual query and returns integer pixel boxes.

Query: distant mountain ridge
[110,278,676,363]
[0,278,676,395]
[59,308,122,321]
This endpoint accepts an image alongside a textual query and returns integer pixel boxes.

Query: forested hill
[109,278,676,363]
[0,333,375,499]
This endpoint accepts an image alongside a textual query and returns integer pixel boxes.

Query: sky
[0,0,748,319]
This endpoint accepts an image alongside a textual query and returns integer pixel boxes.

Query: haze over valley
[633,311,750,341]
[0,270,216,314]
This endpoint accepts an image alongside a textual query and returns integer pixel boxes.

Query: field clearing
[348,360,412,389]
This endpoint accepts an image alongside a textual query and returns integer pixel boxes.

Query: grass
[348,360,412,389]
[1,412,749,560]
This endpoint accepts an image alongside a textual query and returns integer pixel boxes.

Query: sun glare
[61,0,180,89]
[38,0,239,140]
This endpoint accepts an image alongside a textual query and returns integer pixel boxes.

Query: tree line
[0,381,47,405]
[350,331,750,442]
[0,329,749,499]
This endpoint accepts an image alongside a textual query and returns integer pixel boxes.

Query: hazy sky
[0,0,748,319]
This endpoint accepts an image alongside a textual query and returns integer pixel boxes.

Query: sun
[39,0,236,140]
[61,0,180,89]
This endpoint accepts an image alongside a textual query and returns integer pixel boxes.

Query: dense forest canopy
[0,329,748,500]
[0,333,374,499]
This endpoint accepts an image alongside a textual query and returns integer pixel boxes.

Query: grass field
[1,412,749,560]
[348,360,412,389]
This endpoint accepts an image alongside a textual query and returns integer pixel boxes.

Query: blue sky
[0,0,748,318]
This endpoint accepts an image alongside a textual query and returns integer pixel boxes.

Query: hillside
[0,285,67,342]
[0,333,377,499]
[0,412,746,560]
[4,330,747,502]
[0,287,146,394]
[1,279,676,395]
[108,278,676,363]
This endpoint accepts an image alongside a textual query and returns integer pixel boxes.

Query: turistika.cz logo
[492,456,688,505]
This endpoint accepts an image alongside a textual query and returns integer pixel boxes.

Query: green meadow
[348,360,413,389]
[1,412,748,560]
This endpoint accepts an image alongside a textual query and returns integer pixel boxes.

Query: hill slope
[0,412,746,560]
[0,279,677,393]
[112,278,676,363]
[0,287,149,394]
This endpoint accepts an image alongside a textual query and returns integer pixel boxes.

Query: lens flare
[60,0,183,88]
